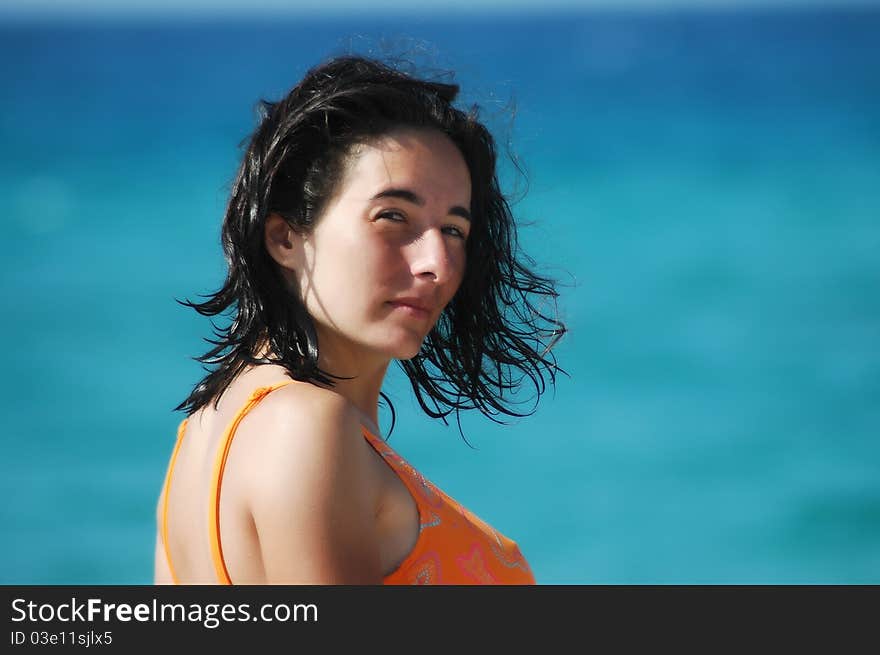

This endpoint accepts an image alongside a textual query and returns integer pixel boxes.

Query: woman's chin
[379,333,426,361]
[391,342,424,361]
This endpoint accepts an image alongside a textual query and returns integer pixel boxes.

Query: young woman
[155,56,564,585]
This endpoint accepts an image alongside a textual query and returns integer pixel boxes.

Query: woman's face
[268,127,472,370]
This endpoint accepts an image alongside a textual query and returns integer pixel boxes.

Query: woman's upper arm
[245,391,383,584]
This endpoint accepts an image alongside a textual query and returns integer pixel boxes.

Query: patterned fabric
[162,380,535,585]
[360,427,535,585]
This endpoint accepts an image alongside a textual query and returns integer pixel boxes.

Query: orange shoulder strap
[209,380,298,584]
[161,418,189,585]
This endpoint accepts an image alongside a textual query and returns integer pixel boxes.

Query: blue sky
[2,0,877,16]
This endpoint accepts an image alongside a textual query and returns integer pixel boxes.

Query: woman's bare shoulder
[182,377,361,464]
[233,381,383,583]
[234,381,369,477]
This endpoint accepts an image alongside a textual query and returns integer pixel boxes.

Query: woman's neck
[251,340,389,436]
[321,359,388,435]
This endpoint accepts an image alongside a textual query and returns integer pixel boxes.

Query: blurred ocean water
[1,7,878,583]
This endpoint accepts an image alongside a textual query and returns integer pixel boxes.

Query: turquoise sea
[1,7,878,583]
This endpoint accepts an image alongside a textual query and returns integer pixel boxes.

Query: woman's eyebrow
[371,187,471,222]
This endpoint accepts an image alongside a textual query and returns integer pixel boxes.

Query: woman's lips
[387,300,431,319]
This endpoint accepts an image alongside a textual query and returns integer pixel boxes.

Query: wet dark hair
[176,55,565,428]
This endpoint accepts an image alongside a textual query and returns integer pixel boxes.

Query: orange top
[161,380,536,585]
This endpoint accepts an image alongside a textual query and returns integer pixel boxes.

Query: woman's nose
[409,229,455,284]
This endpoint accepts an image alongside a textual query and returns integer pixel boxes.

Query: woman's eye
[378,210,406,222]
[443,225,468,240]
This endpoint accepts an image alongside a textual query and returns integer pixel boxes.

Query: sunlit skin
[264,127,473,430]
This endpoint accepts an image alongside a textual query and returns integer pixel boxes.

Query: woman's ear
[264,212,302,271]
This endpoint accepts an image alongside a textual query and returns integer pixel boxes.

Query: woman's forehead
[341,129,472,204]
